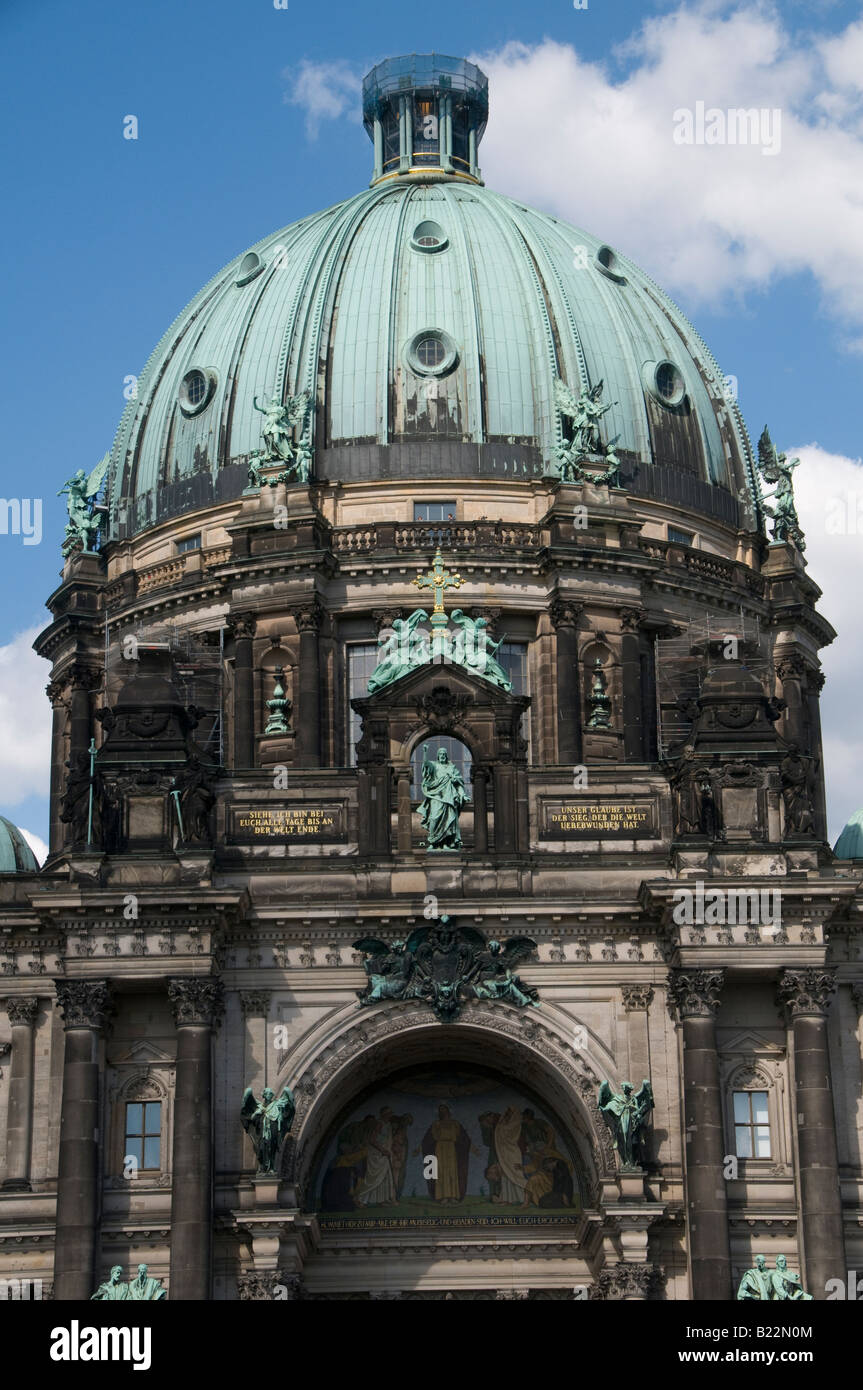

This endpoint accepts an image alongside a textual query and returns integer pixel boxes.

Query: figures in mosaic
[241,1085,296,1174]
[598,1079,654,1170]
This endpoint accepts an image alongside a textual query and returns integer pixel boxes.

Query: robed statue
[736,1254,772,1300]
[418,745,468,850]
[240,1084,295,1174]
[127,1264,167,1300]
[598,1078,654,1170]
[757,425,805,551]
[737,1254,811,1300]
[91,1265,129,1300]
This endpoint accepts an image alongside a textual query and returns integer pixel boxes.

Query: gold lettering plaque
[539,800,655,839]
[227,804,347,843]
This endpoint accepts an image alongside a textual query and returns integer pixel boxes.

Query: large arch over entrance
[272,1002,637,1298]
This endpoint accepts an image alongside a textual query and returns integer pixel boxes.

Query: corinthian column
[292,604,322,767]
[550,599,582,764]
[229,613,257,770]
[2,997,39,1190]
[53,980,115,1300]
[777,968,844,1297]
[168,977,224,1300]
[668,969,731,1300]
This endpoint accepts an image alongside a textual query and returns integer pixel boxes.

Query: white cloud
[20,829,48,866]
[786,444,863,842]
[472,6,863,337]
[284,60,363,139]
[0,627,52,805]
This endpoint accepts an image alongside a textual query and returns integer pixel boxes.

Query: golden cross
[412,546,464,616]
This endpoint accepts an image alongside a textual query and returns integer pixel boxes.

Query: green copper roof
[0,817,38,873]
[106,57,758,540]
[834,808,863,859]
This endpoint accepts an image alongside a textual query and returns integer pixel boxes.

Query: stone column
[777,968,845,1296]
[293,605,322,768]
[239,990,271,1172]
[2,997,39,1190]
[804,667,828,840]
[46,679,69,856]
[619,609,644,761]
[776,654,808,748]
[168,977,224,1301]
[68,664,100,765]
[668,969,731,1300]
[53,980,114,1301]
[396,771,412,853]
[229,613,256,771]
[471,767,488,853]
[550,600,582,765]
[622,984,653,1084]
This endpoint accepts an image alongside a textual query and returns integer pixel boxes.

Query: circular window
[411,220,449,253]
[179,367,216,416]
[594,244,627,283]
[406,329,458,378]
[642,359,686,408]
[235,251,265,286]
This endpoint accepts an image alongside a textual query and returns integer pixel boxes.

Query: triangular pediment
[356,660,528,712]
[115,1039,173,1064]
[719,1029,784,1055]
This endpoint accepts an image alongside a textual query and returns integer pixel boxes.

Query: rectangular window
[733,1090,771,1158]
[498,641,528,696]
[347,643,379,765]
[177,534,202,553]
[414,501,456,523]
[667,526,694,547]
[125,1100,162,1171]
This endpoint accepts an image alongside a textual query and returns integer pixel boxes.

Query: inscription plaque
[539,799,656,839]
[227,804,348,844]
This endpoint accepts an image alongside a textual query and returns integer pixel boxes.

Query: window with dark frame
[124,1100,162,1171]
[733,1089,771,1158]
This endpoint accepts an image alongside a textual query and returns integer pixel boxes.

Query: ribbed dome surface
[108,178,758,539]
[0,817,38,873]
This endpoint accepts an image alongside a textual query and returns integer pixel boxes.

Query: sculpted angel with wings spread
[240,1085,295,1174]
[467,937,539,1008]
[58,453,110,555]
[756,425,805,551]
[253,390,311,463]
[598,1079,654,1169]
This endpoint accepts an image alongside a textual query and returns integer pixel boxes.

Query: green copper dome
[0,817,39,873]
[834,809,863,859]
[107,54,758,540]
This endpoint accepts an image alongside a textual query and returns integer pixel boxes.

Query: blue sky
[1,0,862,849]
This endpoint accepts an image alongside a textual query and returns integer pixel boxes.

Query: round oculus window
[642,358,686,408]
[594,244,627,284]
[406,329,458,378]
[411,220,449,253]
[179,367,216,415]
[235,251,265,286]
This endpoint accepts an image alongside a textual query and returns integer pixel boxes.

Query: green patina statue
[240,1084,295,1174]
[757,425,805,552]
[553,376,622,486]
[263,666,291,735]
[419,744,468,850]
[598,1079,654,1170]
[366,607,512,695]
[91,1262,166,1300]
[586,657,612,729]
[736,1254,812,1300]
[58,453,110,556]
[248,390,313,487]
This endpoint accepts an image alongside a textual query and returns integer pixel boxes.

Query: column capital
[68,663,103,693]
[667,968,725,1020]
[589,1263,661,1300]
[226,611,257,641]
[550,597,582,630]
[851,982,863,1012]
[619,607,645,634]
[371,608,406,633]
[292,603,323,633]
[54,979,115,1031]
[621,984,653,1013]
[239,989,271,1019]
[168,976,225,1028]
[776,967,836,1020]
[776,653,807,683]
[4,997,39,1027]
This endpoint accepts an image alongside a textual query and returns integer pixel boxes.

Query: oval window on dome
[179,367,217,416]
[411,220,449,253]
[642,358,686,409]
[594,244,627,284]
[235,251,265,286]
[406,329,458,378]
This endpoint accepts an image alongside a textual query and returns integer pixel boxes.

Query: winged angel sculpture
[58,453,110,556]
[353,915,539,1022]
[249,390,313,486]
[240,1084,295,1174]
[757,426,805,551]
[553,377,622,486]
[598,1079,654,1170]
